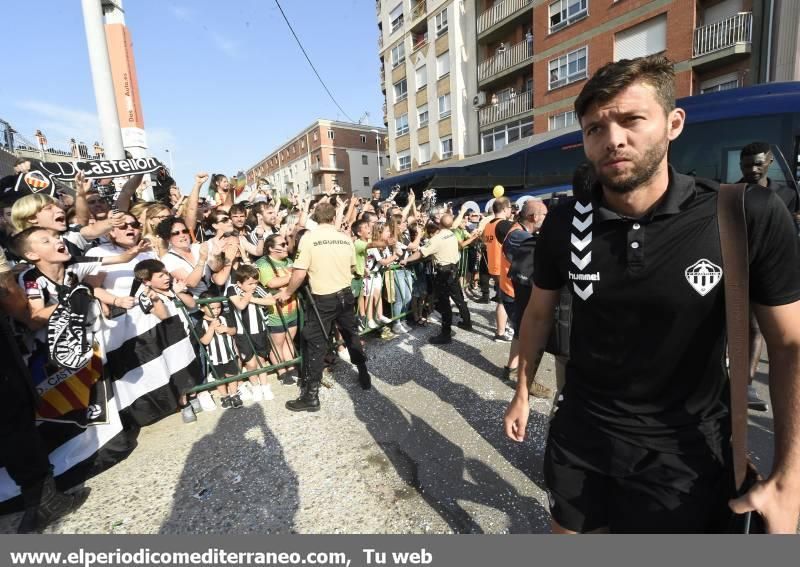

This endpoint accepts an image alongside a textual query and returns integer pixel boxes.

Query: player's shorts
[543,413,733,533]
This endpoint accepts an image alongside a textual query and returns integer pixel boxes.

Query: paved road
[0,301,776,534]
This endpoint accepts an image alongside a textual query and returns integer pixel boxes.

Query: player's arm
[503,285,560,442]
[730,301,800,533]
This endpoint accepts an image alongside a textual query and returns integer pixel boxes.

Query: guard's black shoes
[747,385,769,412]
[357,364,372,390]
[457,321,474,331]
[286,393,321,412]
[428,334,452,345]
[286,384,320,412]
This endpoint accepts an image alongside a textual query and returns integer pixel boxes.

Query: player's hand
[195,172,209,185]
[275,289,290,304]
[729,476,800,533]
[198,242,209,262]
[172,280,187,294]
[503,394,530,442]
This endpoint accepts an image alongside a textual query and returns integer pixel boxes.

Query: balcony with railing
[478,89,532,127]
[410,1,427,26]
[478,0,533,36]
[412,30,428,52]
[478,38,533,83]
[693,12,752,61]
[311,162,344,173]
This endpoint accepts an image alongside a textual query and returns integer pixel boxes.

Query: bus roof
[374,81,800,193]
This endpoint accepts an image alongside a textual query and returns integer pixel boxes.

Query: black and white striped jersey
[194,317,236,365]
[225,284,268,335]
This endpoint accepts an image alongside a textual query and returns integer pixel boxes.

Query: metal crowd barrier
[179,293,304,394]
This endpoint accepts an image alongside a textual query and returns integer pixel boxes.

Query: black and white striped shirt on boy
[225,285,268,335]
[194,317,237,365]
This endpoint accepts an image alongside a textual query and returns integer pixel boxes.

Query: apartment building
[378,0,479,176]
[379,0,797,176]
[245,120,387,198]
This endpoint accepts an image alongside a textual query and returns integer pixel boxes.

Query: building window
[362,154,369,165]
[360,134,367,143]
[549,46,588,90]
[614,15,667,61]
[418,142,430,165]
[330,153,337,168]
[549,110,577,131]
[363,176,371,186]
[436,52,450,79]
[393,78,408,102]
[438,93,451,119]
[391,42,406,68]
[395,113,409,136]
[303,160,307,171]
[481,118,534,154]
[549,0,588,33]
[415,65,427,90]
[418,104,429,127]
[700,72,741,94]
[440,137,453,159]
[398,151,411,171]
[435,9,448,36]
[327,130,335,140]
[389,3,404,33]
[313,132,318,141]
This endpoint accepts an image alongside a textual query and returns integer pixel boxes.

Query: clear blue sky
[0,0,384,192]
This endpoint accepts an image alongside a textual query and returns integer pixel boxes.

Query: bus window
[670,115,788,181]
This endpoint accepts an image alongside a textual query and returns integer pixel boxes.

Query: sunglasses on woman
[171,228,190,236]
[216,216,231,223]
[120,221,141,229]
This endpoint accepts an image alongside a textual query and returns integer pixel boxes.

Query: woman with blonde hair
[141,203,172,257]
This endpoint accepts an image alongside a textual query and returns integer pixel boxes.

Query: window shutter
[614,15,667,61]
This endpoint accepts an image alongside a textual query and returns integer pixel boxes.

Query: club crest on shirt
[685,259,723,296]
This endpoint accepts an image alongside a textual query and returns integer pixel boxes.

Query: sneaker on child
[261,383,275,401]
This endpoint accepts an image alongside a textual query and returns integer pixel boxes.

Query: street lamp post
[164,148,174,174]
[370,129,381,181]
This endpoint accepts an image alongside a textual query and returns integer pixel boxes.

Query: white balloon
[516,195,532,209]
[485,198,495,213]
[461,201,480,214]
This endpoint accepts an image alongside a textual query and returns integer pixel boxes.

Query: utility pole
[81,0,125,160]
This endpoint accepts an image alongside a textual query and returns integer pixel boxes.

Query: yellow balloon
[492,185,505,198]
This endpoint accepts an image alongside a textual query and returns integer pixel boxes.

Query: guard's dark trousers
[302,288,367,394]
[434,266,471,336]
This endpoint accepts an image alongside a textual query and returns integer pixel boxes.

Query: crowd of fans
[0,158,552,430]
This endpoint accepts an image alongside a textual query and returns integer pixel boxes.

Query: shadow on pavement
[160,404,299,534]
[334,339,550,533]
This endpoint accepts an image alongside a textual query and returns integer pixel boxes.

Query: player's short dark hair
[492,197,511,214]
[352,219,369,235]
[575,55,676,121]
[10,226,50,258]
[740,141,772,158]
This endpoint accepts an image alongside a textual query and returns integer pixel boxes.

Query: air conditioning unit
[473,91,487,108]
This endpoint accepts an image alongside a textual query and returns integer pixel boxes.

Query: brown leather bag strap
[717,183,750,490]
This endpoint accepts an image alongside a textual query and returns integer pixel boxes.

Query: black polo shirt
[534,167,800,453]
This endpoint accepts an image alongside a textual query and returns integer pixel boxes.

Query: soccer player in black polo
[504,55,800,533]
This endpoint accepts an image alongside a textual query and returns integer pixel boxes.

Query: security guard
[276,202,370,412]
[403,215,471,344]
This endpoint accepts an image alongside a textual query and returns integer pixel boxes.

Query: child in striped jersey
[226,264,276,402]
[196,294,241,409]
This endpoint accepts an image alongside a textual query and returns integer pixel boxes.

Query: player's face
[230,211,247,229]
[581,81,684,195]
[740,152,773,184]
[206,303,222,317]
[86,194,110,220]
